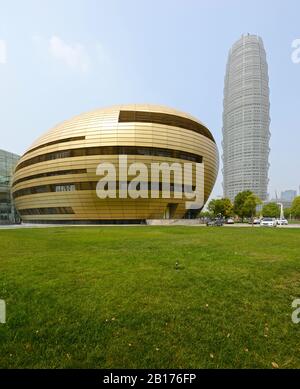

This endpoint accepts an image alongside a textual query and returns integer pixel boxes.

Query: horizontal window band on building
[24,136,86,155]
[12,168,87,187]
[18,207,75,216]
[15,146,203,172]
[20,219,145,225]
[12,181,196,199]
[118,110,215,143]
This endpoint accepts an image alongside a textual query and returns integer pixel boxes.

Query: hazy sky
[1,0,299,199]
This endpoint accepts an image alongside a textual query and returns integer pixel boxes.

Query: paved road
[0,224,139,229]
[1,223,300,229]
[224,223,300,228]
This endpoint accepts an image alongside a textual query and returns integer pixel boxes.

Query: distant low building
[262,199,293,211]
[263,190,298,210]
[280,190,297,203]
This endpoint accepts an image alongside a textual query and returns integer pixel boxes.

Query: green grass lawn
[0,226,300,368]
[289,219,300,224]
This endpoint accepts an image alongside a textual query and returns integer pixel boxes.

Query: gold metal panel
[13,104,218,222]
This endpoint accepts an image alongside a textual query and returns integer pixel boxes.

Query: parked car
[226,218,235,224]
[206,218,224,227]
[249,218,261,225]
[276,218,288,226]
[260,217,277,227]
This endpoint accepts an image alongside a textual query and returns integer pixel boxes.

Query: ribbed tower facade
[222,34,270,201]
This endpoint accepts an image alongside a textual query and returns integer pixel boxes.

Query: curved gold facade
[12,104,218,222]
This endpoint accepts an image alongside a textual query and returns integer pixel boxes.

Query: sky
[0,0,299,199]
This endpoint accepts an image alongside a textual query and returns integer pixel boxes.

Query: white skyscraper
[222,34,270,201]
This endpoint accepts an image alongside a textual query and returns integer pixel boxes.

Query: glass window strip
[118,110,215,143]
[15,146,202,172]
[13,181,196,199]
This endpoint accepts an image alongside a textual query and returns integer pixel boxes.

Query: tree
[291,196,300,218]
[199,210,212,218]
[262,202,280,218]
[284,207,292,219]
[233,191,252,220]
[221,198,234,218]
[233,191,261,221]
[208,198,233,218]
[243,193,262,219]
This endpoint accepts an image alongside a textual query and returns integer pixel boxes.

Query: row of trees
[204,191,300,220]
[286,196,300,218]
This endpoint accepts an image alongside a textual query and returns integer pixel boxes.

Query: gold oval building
[12,105,218,223]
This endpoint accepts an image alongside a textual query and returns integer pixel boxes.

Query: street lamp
[277,202,284,220]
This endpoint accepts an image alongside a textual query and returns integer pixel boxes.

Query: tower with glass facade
[0,149,20,223]
[222,34,270,201]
